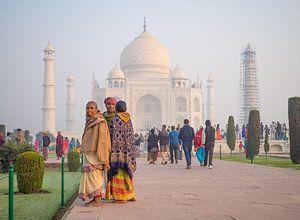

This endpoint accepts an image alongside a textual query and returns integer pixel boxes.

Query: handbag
[196,147,205,162]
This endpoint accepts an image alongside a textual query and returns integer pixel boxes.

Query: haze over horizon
[0,0,299,134]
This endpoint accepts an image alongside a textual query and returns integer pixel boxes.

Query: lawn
[0,170,81,219]
[215,154,300,170]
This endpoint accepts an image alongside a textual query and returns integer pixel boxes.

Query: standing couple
[78,97,136,206]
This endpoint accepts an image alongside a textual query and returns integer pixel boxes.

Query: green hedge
[68,150,80,172]
[15,151,45,193]
[289,97,300,164]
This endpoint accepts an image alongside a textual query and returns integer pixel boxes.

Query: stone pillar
[66,75,75,131]
[207,74,216,126]
[42,42,56,134]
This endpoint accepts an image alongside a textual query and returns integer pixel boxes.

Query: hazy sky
[0,0,299,134]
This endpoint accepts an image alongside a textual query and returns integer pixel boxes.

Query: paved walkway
[63,157,300,220]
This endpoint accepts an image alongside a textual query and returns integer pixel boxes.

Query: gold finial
[143,17,146,32]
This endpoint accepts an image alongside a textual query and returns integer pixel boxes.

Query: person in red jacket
[194,126,205,166]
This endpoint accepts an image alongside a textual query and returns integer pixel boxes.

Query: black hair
[171,126,175,130]
[184,119,189,125]
[116,100,127,112]
[205,120,211,127]
[86,101,98,109]
[150,129,155,134]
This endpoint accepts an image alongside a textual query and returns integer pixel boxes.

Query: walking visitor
[42,131,51,161]
[204,120,215,169]
[63,137,69,155]
[179,119,195,169]
[158,124,169,164]
[147,129,159,164]
[55,131,64,159]
[194,126,205,166]
[169,125,180,164]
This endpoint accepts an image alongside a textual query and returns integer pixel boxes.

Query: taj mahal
[41,21,216,134]
[91,22,216,132]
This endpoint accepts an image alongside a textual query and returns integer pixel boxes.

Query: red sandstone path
[63,157,300,220]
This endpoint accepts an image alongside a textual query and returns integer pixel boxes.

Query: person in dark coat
[42,132,51,161]
[204,120,215,169]
[179,119,195,169]
[147,129,159,164]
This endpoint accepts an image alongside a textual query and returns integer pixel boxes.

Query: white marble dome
[120,30,171,78]
[108,67,125,79]
[172,67,187,79]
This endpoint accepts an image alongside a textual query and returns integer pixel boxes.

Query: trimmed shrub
[227,115,236,156]
[248,110,260,161]
[15,151,44,193]
[288,97,300,164]
[68,150,80,172]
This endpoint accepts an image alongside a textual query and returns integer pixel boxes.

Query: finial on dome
[143,17,146,32]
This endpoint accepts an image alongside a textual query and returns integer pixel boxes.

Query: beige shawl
[81,111,111,169]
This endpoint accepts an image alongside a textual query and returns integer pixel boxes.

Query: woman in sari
[107,100,136,202]
[79,101,111,206]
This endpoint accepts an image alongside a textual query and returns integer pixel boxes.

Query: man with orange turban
[103,97,117,125]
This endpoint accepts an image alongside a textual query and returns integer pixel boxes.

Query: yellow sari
[106,168,135,201]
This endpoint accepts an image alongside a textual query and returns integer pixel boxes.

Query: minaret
[239,44,260,125]
[207,74,216,126]
[66,75,75,131]
[42,42,56,134]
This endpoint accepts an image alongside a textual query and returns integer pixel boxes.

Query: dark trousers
[182,141,192,166]
[204,144,214,166]
[170,144,179,163]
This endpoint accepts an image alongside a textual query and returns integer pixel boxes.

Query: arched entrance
[193,117,200,129]
[136,94,161,131]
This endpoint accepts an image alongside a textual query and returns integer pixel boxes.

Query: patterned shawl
[108,113,136,180]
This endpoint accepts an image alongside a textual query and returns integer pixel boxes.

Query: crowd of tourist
[138,119,216,170]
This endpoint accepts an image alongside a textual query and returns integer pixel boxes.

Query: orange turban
[104,97,117,105]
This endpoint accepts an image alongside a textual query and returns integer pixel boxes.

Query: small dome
[208,74,214,81]
[108,67,125,79]
[44,42,55,51]
[172,67,187,79]
[67,75,75,82]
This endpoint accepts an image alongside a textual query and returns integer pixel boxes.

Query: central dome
[120,29,171,78]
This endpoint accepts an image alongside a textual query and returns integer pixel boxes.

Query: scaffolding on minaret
[239,44,260,126]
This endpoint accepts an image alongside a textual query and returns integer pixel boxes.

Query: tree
[264,130,270,161]
[226,116,236,157]
[0,124,5,137]
[0,142,34,172]
[288,97,300,164]
[248,110,260,163]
